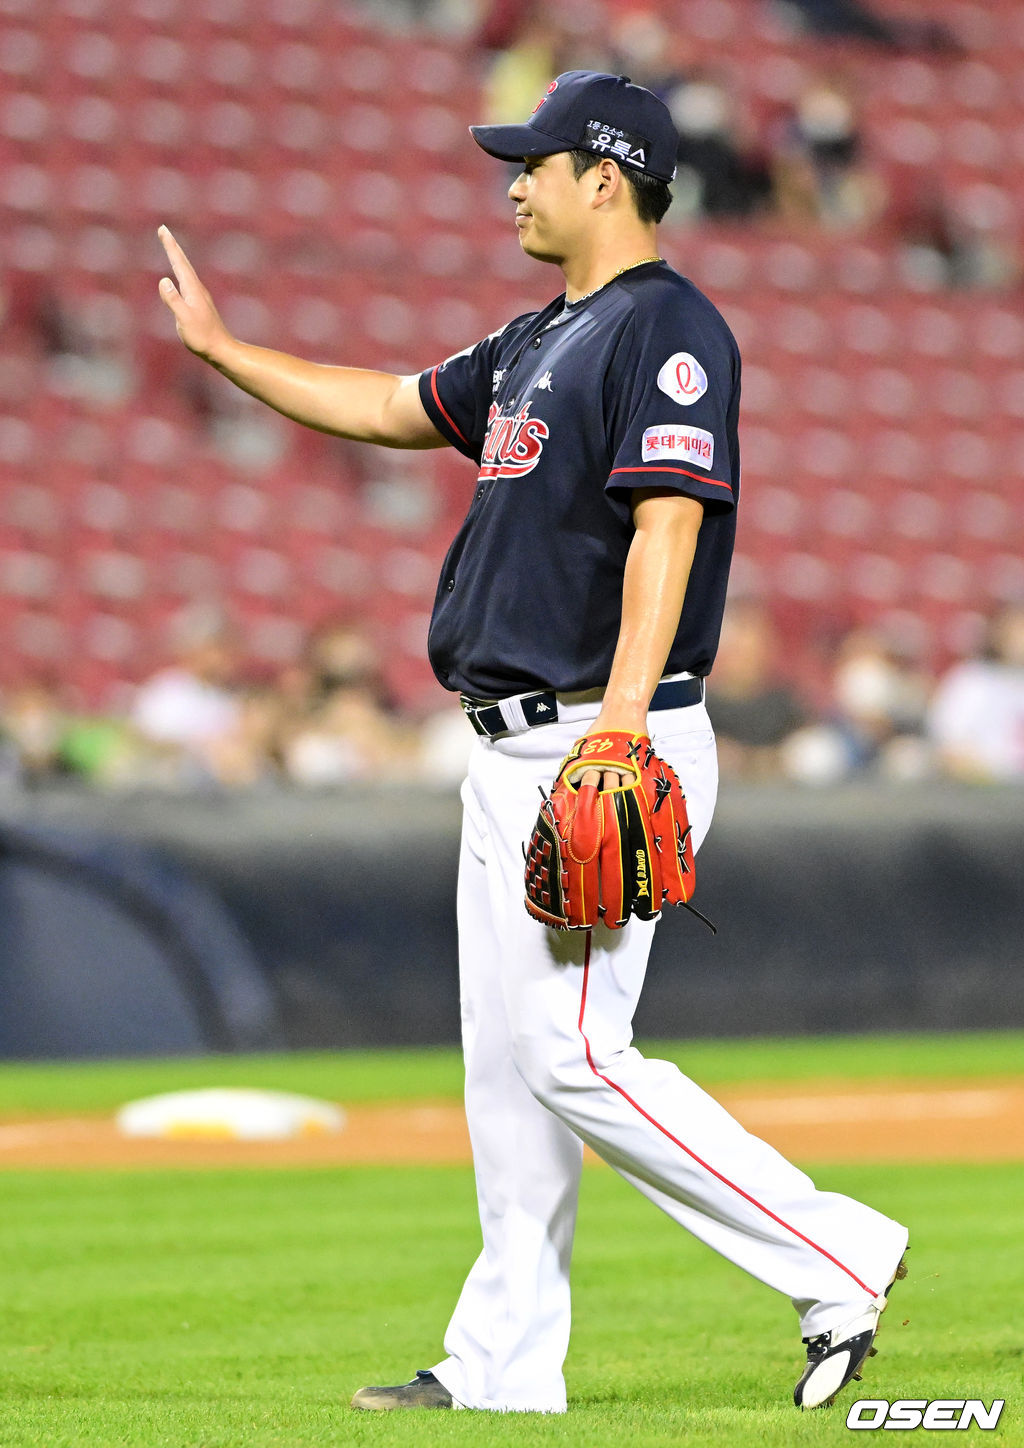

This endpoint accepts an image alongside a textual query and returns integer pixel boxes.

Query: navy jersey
[418,260,740,699]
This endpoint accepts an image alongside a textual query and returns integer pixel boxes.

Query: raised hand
[157,225,232,361]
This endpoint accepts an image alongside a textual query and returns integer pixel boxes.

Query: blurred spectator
[597,15,771,221]
[34,288,135,409]
[707,600,805,779]
[482,14,565,126]
[477,0,611,62]
[782,628,931,782]
[0,609,1019,791]
[667,70,772,221]
[131,610,244,784]
[830,628,931,775]
[897,188,1023,294]
[609,9,681,93]
[773,74,885,229]
[306,621,386,701]
[353,0,474,33]
[772,0,959,52]
[57,714,145,789]
[927,606,1024,782]
[477,0,537,52]
[478,2,613,129]
[609,13,770,222]
[281,621,418,785]
[0,681,66,785]
[203,687,289,789]
[283,682,411,785]
[0,683,147,790]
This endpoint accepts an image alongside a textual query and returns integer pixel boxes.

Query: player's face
[508,153,592,264]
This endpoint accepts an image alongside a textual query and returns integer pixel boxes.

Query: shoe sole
[798,1252,909,1410]
[350,1379,454,1410]
[350,1391,452,1410]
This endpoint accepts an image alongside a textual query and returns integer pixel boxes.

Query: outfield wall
[0,784,1020,1057]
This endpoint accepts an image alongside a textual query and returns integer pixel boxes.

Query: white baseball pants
[432,693,908,1413]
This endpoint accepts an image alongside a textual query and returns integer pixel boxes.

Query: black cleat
[351,1368,454,1410]
[794,1253,908,1410]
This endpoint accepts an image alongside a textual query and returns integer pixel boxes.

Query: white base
[115,1088,345,1141]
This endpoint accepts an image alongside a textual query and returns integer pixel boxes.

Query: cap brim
[469,123,570,163]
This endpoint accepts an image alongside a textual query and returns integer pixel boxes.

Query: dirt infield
[1,1078,1022,1169]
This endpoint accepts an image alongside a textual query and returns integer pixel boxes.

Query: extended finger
[157,225,197,291]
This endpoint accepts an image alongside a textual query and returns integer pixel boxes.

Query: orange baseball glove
[524,730,698,931]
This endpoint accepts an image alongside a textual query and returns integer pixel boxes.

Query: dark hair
[568,148,673,225]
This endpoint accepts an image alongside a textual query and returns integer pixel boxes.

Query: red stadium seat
[0,0,1020,705]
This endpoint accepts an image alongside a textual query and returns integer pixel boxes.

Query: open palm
[157,225,230,360]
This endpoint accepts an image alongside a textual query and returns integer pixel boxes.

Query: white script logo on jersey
[479,400,549,479]
[642,424,714,470]
[656,352,709,406]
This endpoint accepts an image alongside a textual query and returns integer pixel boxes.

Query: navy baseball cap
[470,70,678,183]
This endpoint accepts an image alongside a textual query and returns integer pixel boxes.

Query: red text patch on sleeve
[641,424,714,469]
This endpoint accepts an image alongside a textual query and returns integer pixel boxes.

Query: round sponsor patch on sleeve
[656,352,709,406]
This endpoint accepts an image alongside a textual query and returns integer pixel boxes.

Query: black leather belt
[460,676,705,740]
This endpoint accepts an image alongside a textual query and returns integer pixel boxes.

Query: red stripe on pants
[576,931,877,1298]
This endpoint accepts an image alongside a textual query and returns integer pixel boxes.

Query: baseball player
[158,70,908,1414]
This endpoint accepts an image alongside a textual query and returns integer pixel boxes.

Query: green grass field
[1,1028,1023,1117]
[1,1032,1022,1447]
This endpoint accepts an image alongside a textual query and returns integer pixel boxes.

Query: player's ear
[592,158,621,208]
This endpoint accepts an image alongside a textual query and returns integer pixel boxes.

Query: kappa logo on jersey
[656,352,709,406]
[642,424,715,470]
[479,400,550,479]
[535,371,554,392]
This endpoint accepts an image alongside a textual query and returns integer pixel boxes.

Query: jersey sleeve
[604,304,739,515]
[418,325,514,464]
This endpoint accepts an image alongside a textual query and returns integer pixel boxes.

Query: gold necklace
[610,255,662,281]
[569,256,662,306]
